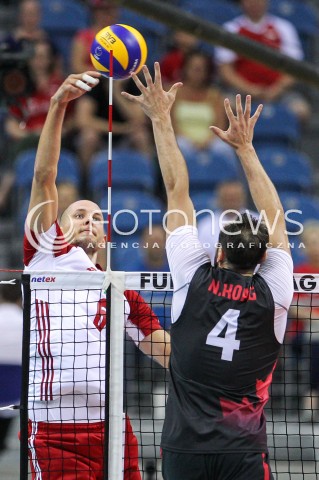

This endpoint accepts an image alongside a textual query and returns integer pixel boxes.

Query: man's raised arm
[212,94,291,254]
[27,72,100,233]
[122,63,194,235]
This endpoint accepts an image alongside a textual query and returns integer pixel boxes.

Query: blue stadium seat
[101,191,165,270]
[257,146,313,193]
[253,103,300,147]
[279,192,319,235]
[89,148,155,203]
[180,0,241,25]
[183,149,240,194]
[289,234,307,268]
[192,191,217,214]
[40,0,88,31]
[17,196,30,234]
[15,148,80,187]
[100,191,164,236]
[15,148,81,209]
[56,150,81,187]
[110,231,140,270]
[40,0,89,71]
[14,149,37,192]
[269,0,319,60]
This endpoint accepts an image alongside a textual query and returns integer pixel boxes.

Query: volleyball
[90,24,148,80]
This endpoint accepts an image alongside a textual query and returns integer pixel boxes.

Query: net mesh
[20,271,319,479]
[26,277,109,479]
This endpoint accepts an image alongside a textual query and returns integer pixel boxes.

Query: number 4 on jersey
[206,309,241,361]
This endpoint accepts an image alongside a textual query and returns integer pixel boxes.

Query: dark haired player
[123,63,293,480]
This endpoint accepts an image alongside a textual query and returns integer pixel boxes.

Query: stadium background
[1,0,319,478]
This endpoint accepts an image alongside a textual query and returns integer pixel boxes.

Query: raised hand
[52,71,101,105]
[210,94,263,150]
[121,62,183,121]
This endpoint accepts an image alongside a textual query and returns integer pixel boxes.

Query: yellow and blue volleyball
[90,24,148,80]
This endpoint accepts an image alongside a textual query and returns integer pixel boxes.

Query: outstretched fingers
[243,95,251,121]
[154,62,162,87]
[250,103,263,128]
[235,94,244,121]
[121,90,139,103]
[142,64,154,88]
[210,125,227,142]
[224,98,236,124]
[122,70,146,103]
[130,70,147,93]
[168,81,183,97]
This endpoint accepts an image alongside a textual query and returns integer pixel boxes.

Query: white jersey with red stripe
[216,14,303,65]
[24,221,162,421]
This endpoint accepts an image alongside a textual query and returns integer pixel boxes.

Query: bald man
[23,71,170,480]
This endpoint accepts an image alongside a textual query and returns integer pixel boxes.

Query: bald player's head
[60,200,105,253]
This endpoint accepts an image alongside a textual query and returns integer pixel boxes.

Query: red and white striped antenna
[106,49,113,273]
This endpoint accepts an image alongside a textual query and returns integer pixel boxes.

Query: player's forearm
[140,330,171,369]
[33,99,66,183]
[152,114,189,196]
[236,144,284,220]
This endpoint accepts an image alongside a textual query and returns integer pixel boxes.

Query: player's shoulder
[267,247,293,263]
[258,248,293,283]
[24,220,76,267]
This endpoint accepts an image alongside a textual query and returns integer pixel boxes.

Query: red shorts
[27,416,141,480]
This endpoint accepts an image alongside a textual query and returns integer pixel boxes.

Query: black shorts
[162,450,273,480]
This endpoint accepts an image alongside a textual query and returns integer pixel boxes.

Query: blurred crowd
[1,0,319,437]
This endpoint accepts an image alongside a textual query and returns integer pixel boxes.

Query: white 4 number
[206,309,240,361]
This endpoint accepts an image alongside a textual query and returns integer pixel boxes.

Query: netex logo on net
[31,276,56,283]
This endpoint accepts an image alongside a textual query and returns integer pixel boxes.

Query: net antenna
[106,49,113,273]
[105,50,125,479]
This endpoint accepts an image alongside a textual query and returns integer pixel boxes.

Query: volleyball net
[14,271,319,479]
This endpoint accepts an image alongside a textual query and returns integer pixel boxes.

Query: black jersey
[161,262,279,454]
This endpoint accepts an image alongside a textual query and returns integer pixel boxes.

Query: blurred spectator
[290,221,319,421]
[0,0,48,215]
[0,172,15,217]
[197,180,255,262]
[124,224,169,273]
[160,30,200,87]
[171,49,235,161]
[74,77,154,170]
[12,0,47,45]
[5,38,74,161]
[215,0,311,123]
[70,0,119,73]
[0,282,23,455]
[70,0,154,169]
